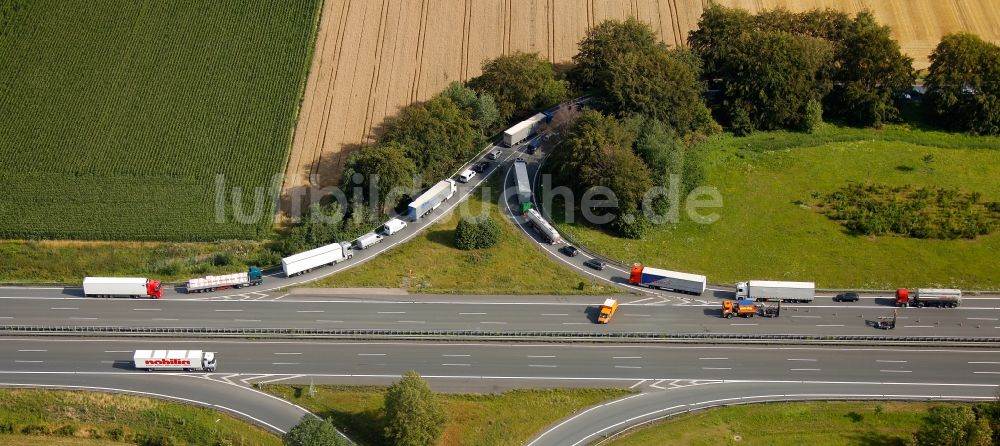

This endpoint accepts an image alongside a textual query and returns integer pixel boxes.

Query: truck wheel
[209,287,216,292]
[725,313,732,318]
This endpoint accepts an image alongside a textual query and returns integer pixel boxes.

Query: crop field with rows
[0,0,320,240]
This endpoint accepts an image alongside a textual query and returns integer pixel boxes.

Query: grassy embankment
[260,384,631,446]
[554,124,1000,289]
[0,389,280,445]
[608,400,963,446]
[308,175,615,294]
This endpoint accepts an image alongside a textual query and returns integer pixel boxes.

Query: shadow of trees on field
[843,431,908,446]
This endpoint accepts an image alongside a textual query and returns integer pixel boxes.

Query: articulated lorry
[523,208,562,244]
[134,350,216,372]
[407,179,457,221]
[502,113,548,147]
[736,280,815,303]
[185,267,263,293]
[629,264,707,295]
[895,288,961,308]
[83,277,163,299]
[281,242,353,277]
[513,159,532,204]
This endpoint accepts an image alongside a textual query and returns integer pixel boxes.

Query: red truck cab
[895,288,909,307]
[147,279,163,299]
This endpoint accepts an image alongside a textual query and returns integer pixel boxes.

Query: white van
[380,218,407,236]
[458,169,476,183]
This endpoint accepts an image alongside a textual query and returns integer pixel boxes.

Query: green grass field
[309,176,614,294]
[554,124,1000,289]
[0,389,280,445]
[608,401,957,446]
[0,0,320,241]
[261,384,632,446]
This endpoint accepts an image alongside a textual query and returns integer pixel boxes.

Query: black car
[525,145,537,155]
[560,245,579,257]
[471,161,490,173]
[583,258,606,270]
[834,292,860,302]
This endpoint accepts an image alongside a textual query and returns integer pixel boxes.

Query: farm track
[280,0,1000,215]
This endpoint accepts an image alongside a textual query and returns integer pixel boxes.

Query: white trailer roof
[410,180,454,208]
[133,349,202,359]
[282,243,342,264]
[503,113,547,137]
[602,298,617,307]
[514,160,530,193]
[641,267,707,283]
[83,277,147,285]
[749,280,815,289]
[188,272,246,288]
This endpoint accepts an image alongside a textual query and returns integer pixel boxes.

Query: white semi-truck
[83,277,163,299]
[513,159,531,204]
[281,242,353,277]
[407,179,457,221]
[134,350,216,372]
[502,113,547,147]
[736,280,815,303]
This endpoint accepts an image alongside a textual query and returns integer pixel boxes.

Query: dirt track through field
[280,0,1000,215]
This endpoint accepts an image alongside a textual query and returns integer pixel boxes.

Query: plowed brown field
[281,0,1000,212]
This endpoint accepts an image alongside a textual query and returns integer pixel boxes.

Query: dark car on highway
[834,292,860,302]
[560,245,579,257]
[583,258,606,270]
[471,161,490,173]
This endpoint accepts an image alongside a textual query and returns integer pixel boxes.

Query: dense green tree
[688,4,753,79]
[719,30,834,134]
[913,405,992,446]
[383,371,446,446]
[571,18,660,92]
[826,11,915,127]
[441,81,500,135]
[341,142,417,213]
[380,95,478,185]
[468,52,568,122]
[926,32,1000,135]
[454,215,501,250]
[273,202,347,256]
[283,415,346,446]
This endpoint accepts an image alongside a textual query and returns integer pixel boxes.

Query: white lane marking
[791,316,821,318]
[357,353,386,356]
[133,308,161,311]
[614,366,642,369]
[104,350,131,353]
[877,360,908,363]
[787,358,816,362]
[903,325,934,328]
[459,312,487,315]
[480,321,507,324]
[630,314,652,317]
[14,360,43,363]
[613,356,642,359]
[234,319,262,322]
[273,352,302,355]
[442,354,470,357]
[528,365,557,368]
[973,372,1000,374]
[699,358,728,360]
[968,317,998,321]
[316,320,343,323]
[629,379,649,389]
[271,362,301,365]
[50,307,79,310]
[214,309,243,312]
[816,324,845,327]
[17,350,46,352]
[0,317,12,319]
[730,323,758,326]
[968,362,1000,364]
[69,317,97,320]
[790,368,821,371]
[628,298,654,304]
[528,355,556,358]
[152,318,179,321]
[562,322,588,325]
[397,320,426,324]
[542,313,569,316]
[880,370,912,373]
[377,311,405,314]
[701,367,731,370]
[442,363,470,367]
[295,310,324,313]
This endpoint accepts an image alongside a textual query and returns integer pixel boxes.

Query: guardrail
[1,326,997,346]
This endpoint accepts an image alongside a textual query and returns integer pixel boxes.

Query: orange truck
[597,298,618,324]
[721,299,756,318]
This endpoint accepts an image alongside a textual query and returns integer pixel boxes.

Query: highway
[2,293,1000,336]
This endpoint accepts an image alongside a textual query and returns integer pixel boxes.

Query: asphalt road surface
[2,293,1000,337]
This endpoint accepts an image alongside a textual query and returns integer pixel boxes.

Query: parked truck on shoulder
[407,179,457,221]
[895,288,961,308]
[281,242,353,277]
[185,267,263,293]
[736,280,814,303]
[133,350,216,372]
[629,264,707,295]
[83,277,163,299]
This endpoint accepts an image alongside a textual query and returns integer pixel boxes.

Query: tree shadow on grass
[314,407,382,446]
[843,431,908,446]
[426,229,455,248]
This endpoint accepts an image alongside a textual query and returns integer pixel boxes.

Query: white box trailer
[83,277,163,298]
[354,232,384,250]
[628,264,707,295]
[736,280,815,303]
[513,159,531,204]
[502,113,546,147]
[281,242,353,277]
[133,350,216,372]
[524,208,562,244]
[407,179,457,221]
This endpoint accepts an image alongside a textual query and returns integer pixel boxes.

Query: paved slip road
[3,293,1000,337]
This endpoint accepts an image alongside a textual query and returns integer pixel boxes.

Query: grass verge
[308,175,615,294]
[607,400,958,446]
[259,384,632,446]
[555,125,1000,289]
[0,388,280,445]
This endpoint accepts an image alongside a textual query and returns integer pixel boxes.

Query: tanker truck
[185,267,263,293]
[895,288,961,308]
